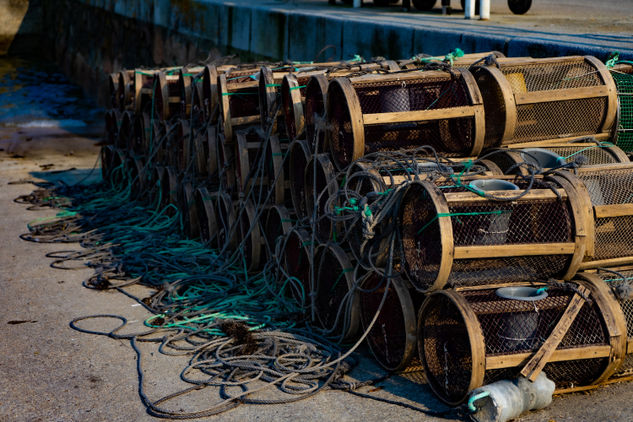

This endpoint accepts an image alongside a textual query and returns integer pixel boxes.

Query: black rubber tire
[508,0,531,14]
[412,0,437,10]
[460,0,480,14]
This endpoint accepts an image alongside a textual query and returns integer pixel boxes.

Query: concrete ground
[2,128,633,422]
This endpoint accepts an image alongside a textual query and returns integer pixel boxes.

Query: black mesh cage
[419,282,617,405]
[281,229,313,308]
[314,243,358,340]
[580,269,633,378]
[327,70,483,168]
[305,154,338,242]
[194,187,217,245]
[304,75,327,150]
[288,140,311,218]
[568,164,633,265]
[473,56,616,147]
[359,273,421,371]
[400,177,581,291]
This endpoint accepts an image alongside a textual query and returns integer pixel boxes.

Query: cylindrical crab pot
[577,269,633,379]
[314,242,359,341]
[326,69,485,168]
[305,153,339,242]
[171,119,192,173]
[553,163,633,270]
[218,71,262,145]
[281,228,313,307]
[194,124,218,182]
[359,272,422,371]
[288,139,312,219]
[158,167,180,213]
[151,119,168,165]
[486,140,629,175]
[471,56,618,148]
[263,134,290,205]
[104,109,120,146]
[177,66,204,124]
[100,145,115,183]
[262,205,293,255]
[234,128,265,194]
[194,186,218,246]
[116,69,136,112]
[418,279,626,405]
[304,74,329,151]
[108,73,120,110]
[400,176,588,291]
[131,112,150,157]
[127,157,147,199]
[235,199,265,272]
[216,132,237,194]
[116,111,134,150]
[154,70,184,121]
[181,182,199,239]
[215,193,237,251]
[282,73,307,141]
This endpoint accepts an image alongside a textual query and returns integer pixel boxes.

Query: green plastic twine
[416,210,510,235]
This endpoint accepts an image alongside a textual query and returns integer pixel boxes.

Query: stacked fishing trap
[102,50,633,418]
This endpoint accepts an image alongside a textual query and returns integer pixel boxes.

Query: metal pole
[479,0,490,20]
[464,0,475,19]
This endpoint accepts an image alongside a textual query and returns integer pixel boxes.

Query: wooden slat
[628,339,633,354]
[231,115,260,126]
[580,256,633,270]
[520,287,589,382]
[446,189,568,203]
[363,106,475,125]
[514,86,609,105]
[594,204,633,218]
[485,345,612,370]
[453,243,575,259]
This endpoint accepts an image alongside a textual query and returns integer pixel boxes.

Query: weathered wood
[519,285,590,382]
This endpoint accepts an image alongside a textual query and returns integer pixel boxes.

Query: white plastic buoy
[464,0,475,19]
[468,373,555,422]
[479,0,490,20]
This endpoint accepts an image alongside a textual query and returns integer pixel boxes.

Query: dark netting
[304,78,325,147]
[359,274,413,370]
[227,86,260,119]
[510,98,608,143]
[592,269,633,376]
[282,230,312,305]
[401,185,444,290]
[579,167,633,206]
[363,117,476,155]
[449,255,572,287]
[421,294,473,404]
[449,199,573,246]
[263,207,283,251]
[305,157,335,242]
[576,168,633,260]
[501,59,602,92]
[288,142,310,217]
[315,246,353,334]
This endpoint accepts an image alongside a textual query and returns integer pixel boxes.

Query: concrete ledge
[64,0,633,62]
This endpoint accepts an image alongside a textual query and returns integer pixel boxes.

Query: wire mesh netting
[613,71,633,151]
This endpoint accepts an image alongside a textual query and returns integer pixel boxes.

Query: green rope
[289,85,307,91]
[416,210,510,235]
